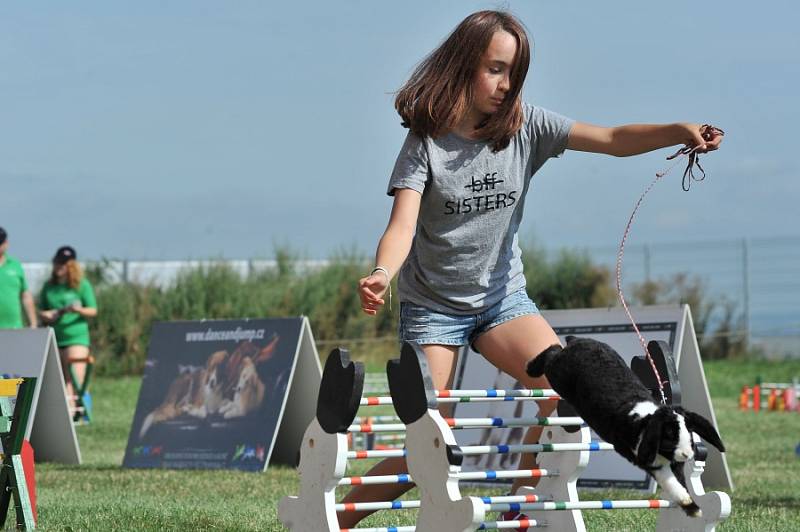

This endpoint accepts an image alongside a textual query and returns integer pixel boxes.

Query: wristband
[370,266,390,280]
[370,267,392,309]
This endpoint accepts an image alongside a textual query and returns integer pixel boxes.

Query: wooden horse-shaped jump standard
[0,377,37,530]
[279,348,365,531]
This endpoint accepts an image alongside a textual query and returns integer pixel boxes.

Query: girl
[349,10,722,528]
[39,246,98,418]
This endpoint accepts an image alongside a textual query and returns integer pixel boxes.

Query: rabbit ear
[680,409,726,452]
[638,413,663,467]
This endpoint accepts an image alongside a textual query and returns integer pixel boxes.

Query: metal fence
[582,235,799,356]
[21,235,800,357]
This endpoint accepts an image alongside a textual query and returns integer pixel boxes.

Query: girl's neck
[451,109,488,140]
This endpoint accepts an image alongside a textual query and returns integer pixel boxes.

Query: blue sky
[1,1,798,261]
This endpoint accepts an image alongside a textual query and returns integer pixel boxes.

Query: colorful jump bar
[338,473,412,486]
[338,468,553,486]
[347,449,407,460]
[336,500,420,512]
[347,423,406,433]
[439,395,559,403]
[437,389,557,398]
[346,442,612,460]
[343,526,416,532]
[444,416,584,428]
[454,468,554,481]
[458,441,614,455]
[478,518,542,530]
[352,416,402,424]
[485,499,673,513]
[359,396,394,406]
[349,416,583,433]
[336,494,546,513]
[358,389,559,407]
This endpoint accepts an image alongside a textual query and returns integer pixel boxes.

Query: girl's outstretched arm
[567,122,723,157]
[358,188,421,315]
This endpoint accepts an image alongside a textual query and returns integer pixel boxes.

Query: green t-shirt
[39,278,97,347]
[0,255,28,329]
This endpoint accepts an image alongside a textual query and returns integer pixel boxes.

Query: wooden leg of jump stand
[516,424,589,532]
[0,379,37,530]
[278,419,347,531]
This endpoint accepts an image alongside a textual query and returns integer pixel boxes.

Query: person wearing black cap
[39,246,98,409]
[0,227,38,329]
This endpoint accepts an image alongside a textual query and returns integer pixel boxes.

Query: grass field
[31,357,800,531]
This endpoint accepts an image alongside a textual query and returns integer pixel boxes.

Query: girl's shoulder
[520,102,575,139]
[521,101,552,126]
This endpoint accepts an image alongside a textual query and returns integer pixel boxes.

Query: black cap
[53,245,77,263]
[0,227,6,245]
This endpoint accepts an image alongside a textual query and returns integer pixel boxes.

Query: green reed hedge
[86,252,399,375]
[85,247,741,376]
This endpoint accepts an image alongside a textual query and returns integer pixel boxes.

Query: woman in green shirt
[38,246,98,411]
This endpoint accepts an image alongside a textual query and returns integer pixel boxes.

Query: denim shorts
[398,289,539,347]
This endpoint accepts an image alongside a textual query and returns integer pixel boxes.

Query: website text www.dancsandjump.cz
[185,327,267,342]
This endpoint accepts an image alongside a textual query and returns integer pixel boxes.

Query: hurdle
[278,349,579,532]
[279,347,416,531]
[389,341,730,532]
[739,378,800,412]
[279,348,572,531]
[280,342,730,531]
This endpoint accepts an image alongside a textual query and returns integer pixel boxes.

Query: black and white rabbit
[526,336,725,516]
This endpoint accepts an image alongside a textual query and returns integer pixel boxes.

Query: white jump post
[279,418,349,530]
[279,348,364,531]
[516,424,590,532]
[404,408,486,531]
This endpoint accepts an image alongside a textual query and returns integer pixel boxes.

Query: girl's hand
[40,310,58,323]
[679,123,724,153]
[358,271,389,316]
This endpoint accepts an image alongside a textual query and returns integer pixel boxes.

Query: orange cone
[739,385,751,410]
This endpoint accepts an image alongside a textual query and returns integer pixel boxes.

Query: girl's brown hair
[52,259,83,290]
[395,10,531,152]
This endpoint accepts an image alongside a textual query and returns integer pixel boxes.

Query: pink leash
[615,125,725,405]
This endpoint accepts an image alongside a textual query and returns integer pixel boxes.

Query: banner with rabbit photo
[123,318,303,472]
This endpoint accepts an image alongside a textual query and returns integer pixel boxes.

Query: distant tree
[631,273,747,359]
[522,246,616,310]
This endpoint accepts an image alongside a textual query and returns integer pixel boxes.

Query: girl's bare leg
[59,345,89,411]
[472,313,561,493]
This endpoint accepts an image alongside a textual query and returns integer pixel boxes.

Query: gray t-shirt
[387,103,575,314]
